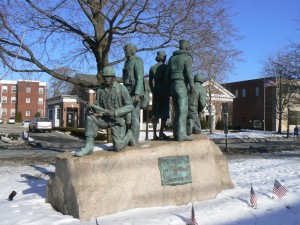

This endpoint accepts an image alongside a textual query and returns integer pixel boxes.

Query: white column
[140,109,144,130]
[54,105,60,127]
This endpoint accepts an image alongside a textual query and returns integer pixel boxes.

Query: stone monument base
[46,135,233,220]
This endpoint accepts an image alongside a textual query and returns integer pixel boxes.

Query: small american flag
[273,179,288,199]
[250,183,257,207]
[189,203,198,225]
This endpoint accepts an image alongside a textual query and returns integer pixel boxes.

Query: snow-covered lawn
[0,130,299,225]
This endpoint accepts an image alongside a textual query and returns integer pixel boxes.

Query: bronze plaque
[158,155,192,186]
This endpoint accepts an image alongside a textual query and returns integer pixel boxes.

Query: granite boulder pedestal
[46,134,233,220]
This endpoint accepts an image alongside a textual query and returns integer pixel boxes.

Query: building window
[38,109,43,117]
[2,108,7,116]
[234,89,238,97]
[49,109,53,120]
[11,109,16,116]
[38,98,43,105]
[26,98,31,103]
[242,88,246,97]
[57,108,60,119]
[39,87,44,94]
[12,86,17,93]
[2,86,8,93]
[26,86,31,93]
[26,110,31,116]
[11,97,16,103]
[2,96,7,103]
[255,87,260,96]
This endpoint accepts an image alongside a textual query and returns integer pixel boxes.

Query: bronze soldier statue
[75,66,135,157]
[187,74,206,135]
[122,43,144,144]
[167,40,194,141]
[149,51,170,140]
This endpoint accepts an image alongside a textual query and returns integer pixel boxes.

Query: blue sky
[2,1,300,84]
[227,0,300,82]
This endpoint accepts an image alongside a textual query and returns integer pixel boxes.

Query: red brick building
[46,95,83,128]
[223,78,277,131]
[0,80,47,122]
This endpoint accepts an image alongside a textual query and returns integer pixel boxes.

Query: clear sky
[227,0,300,82]
[1,1,300,84]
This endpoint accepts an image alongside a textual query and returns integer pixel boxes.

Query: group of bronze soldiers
[75,40,206,157]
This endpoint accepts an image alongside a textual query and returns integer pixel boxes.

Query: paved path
[1,128,300,164]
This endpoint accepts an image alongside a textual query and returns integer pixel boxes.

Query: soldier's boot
[159,132,170,140]
[128,130,138,146]
[75,137,94,157]
[193,127,202,134]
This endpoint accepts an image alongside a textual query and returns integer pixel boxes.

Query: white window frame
[26,110,31,116]
[2,86,8,93]
[2,96,7,103]
[11,96,16,103]
[26,86,31,93]
[12,86,17,93]
[11,109,16,116]
[39,87,44,94]
[38,98,43,105]
[26,98,31,103]
[2,108,7,116]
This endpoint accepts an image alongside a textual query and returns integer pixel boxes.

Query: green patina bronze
[75,66,135,157]
[187,73,207,135]
[167,40,194,141]
[122,43,145,144]
[158,155,192,186]
[149,51,170,140]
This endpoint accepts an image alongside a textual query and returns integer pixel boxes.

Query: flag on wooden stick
[273,179,288,199]
[250,183,257,207]
[189,203,198,225]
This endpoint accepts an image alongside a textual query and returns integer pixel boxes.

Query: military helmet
[102,66,115,77]
[194,74,205,83]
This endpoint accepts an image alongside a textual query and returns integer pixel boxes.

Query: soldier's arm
[184,55,194,90]
[114,85,134,117]
[199,87,207,112]
[133,58,144,97]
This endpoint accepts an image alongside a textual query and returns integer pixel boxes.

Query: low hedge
[53,127,107,141]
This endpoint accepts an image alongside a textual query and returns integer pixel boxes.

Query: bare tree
[0,0,241,87]
[262,51,300,133]
[198,47,241,133]
[47,67,76,98]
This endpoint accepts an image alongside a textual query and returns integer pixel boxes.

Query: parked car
[7,117,15,124]
[0,118,3,124]
[29,117,52,132]
[22,119,31,126]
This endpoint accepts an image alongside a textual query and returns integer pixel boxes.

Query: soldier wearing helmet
[122,43,145,144]
[187,74,206,135]
[75,66,135,156]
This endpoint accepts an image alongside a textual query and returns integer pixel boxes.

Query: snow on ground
[0,131,299,225]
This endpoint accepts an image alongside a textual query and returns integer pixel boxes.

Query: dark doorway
[66,108,78,128]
